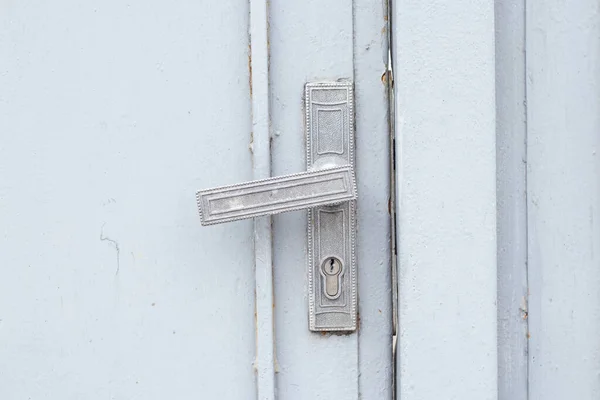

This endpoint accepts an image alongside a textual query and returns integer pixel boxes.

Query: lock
[321,257,343,298]
[196,82,357,332]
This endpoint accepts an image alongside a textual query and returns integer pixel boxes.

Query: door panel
[0,1,255,398]
[526,0,600,397]
[269,0,357,397]
[392,0,498,398]
[353,1,394,397]
[270,0,391,399]
[0,1,393,398]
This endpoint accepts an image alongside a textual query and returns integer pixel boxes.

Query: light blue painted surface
[0,1,393,398]
[269,0,358,398]
[354,0,394,398]
[527,0,600,398]
[270,0,392,398]
[393,1,600,398]
[393,0,498,398]
[3,0,600,397]
[0,1,257,398]
[495,0,528,398]
[3,0,599,397]
[249,0,276,398]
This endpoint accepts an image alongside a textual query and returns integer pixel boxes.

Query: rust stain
[248,44,253,97]
[248,43,254,153]
[274,358,281,373]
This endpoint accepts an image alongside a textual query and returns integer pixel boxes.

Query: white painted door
[0,1,392,399]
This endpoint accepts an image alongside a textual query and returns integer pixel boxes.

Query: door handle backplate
[305,82,356,332]
[196,81,357,332]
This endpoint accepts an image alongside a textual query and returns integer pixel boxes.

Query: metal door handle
[195,82,357,332]
[196,165,356,225]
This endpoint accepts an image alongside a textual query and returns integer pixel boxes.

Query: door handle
[197,165,356,226]
[196,82,357,332]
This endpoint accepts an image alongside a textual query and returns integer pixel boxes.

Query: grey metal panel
[0,1,256,399]
[353,0,394,398]
[495,1,529,399]
[269,0,358,398]
[392,0,498,399]
[526,0,600,398]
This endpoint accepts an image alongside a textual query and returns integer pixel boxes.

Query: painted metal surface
[526,0,600,398]
[392,1,600,398]
[248,0,276,398]
[269,0,358,395]
[353,1,394,398]
[0,0,393,398]
[269,0,392,398]
[7,0,600,397]
[392,0,498,399]
[0,1,257,398]
[495,0,528,398]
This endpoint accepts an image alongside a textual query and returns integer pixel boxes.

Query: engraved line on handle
[311,101,349,106]
[197,166,356,226]
[208,181,348,216]
[208,176,348,213]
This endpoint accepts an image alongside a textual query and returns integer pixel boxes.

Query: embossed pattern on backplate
[306,82,357,332]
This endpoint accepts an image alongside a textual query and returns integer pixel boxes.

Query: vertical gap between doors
[386,0,397,397]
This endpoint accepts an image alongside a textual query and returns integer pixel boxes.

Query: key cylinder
[322,257,343,298]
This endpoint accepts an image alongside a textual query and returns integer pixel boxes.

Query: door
[391,0,600,399]
[0,1,392,399]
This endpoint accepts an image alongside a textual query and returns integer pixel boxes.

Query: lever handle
[196,165,356,225]
[196,82,358,332]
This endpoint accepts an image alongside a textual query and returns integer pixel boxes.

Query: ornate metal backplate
[306,82,357,332]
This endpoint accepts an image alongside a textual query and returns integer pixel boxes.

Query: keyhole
[321,257,342,299]
[323,257,341,276]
